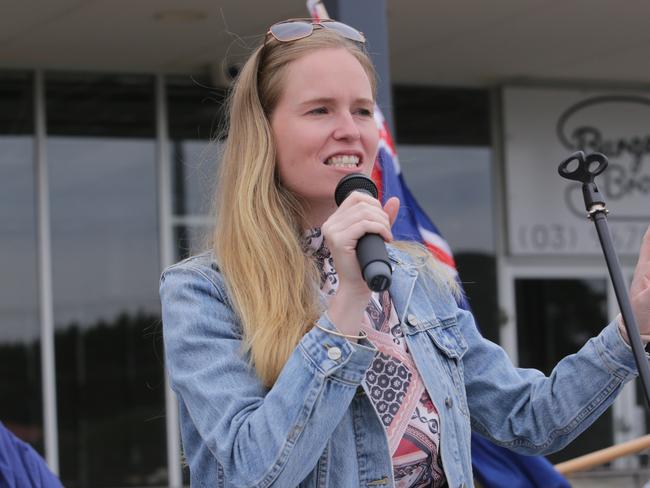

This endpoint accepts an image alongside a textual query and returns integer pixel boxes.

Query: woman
[160,18,650,488]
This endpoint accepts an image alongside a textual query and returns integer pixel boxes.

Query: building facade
[1,1,649,486]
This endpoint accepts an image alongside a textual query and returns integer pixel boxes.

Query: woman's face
[270,47,379,225]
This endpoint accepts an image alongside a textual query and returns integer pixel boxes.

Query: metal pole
[592,212,650,407]
[34,69,59,474]
[155,74,183,488]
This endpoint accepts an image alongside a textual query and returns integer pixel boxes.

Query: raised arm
[460,307,640,455]
[461,227,649,453]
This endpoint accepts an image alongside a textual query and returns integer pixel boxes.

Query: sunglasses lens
[270,22,313,42]
[322,21,365,43]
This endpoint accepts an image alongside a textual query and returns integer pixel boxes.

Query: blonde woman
[160,19,650,488]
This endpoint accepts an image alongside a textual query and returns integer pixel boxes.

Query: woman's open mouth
[324,155,361,168]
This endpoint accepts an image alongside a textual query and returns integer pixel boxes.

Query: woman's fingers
[383,197,400,227]
[326,196,392,239]
[632,285,650,336]
[321,191,396,290]
[336,190,382,211]
[325,215,393,247]
[327,205,390,235]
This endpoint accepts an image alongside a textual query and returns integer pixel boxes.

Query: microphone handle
[356,233,392,292]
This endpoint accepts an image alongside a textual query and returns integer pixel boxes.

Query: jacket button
[406,314,418,326]
[445,396,453,408]
[327,347,342,360]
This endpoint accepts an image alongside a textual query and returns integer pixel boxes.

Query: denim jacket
[159,247,640,488]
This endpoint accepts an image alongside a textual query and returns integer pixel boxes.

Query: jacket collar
[386,246,419,327]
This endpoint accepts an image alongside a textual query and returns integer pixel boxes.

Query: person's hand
[321,192,399,336]
[322,192,399,293]
[619,226,650,344]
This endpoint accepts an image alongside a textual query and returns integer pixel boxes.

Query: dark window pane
[516,278,611,463]
[0,71,34,134]
[393,86,490,146]
[0,72,43,452]
[166,76,225,141]
[46,74,166,487]
[46,74,156,138]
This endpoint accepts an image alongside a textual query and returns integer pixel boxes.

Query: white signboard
[503,86,650,256]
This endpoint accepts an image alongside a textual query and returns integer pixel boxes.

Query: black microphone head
[334,173,378,206]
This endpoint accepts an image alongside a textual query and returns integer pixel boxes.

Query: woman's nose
[332,112,361,141]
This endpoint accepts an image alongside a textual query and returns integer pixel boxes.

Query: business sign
[503,86,650,256]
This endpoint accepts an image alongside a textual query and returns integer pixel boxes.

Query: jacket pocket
[426,317,468,359]
[425,318,469,416]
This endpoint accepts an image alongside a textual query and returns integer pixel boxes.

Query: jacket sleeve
[160,263,376,488]
[459,306,641,455]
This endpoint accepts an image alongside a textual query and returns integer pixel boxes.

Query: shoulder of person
[386,242,439,272]
[386,244,415,266]
[388,242,461,302]
[160,251,244,340]
[160,250,227,299]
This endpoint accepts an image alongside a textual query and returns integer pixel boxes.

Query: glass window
[516,277,611,463]
[397,144,498,343]
[46,73,165,487]
[0,72,42,451]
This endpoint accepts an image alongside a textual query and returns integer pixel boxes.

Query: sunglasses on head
[266,18,366,44]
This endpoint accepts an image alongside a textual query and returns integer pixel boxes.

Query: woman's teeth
[325,155,360,168]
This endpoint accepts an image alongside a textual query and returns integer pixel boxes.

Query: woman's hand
[620,226,650,343]
[322,192,399,293]
[321,192,399,336]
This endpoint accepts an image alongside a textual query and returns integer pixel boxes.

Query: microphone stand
[558,151,650,408]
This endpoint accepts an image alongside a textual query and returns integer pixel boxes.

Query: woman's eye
[308,107,328,115]
[356,108,373,117]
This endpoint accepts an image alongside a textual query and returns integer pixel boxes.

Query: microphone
[334,173,392,292]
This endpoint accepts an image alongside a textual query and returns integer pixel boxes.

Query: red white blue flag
[307,2,570,486]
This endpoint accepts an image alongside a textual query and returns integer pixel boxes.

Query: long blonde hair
[212,28,451,387]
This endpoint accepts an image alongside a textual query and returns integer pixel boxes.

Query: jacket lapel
[386,247,418,327]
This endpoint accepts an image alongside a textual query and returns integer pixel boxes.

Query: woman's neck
[303,200,337,229]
